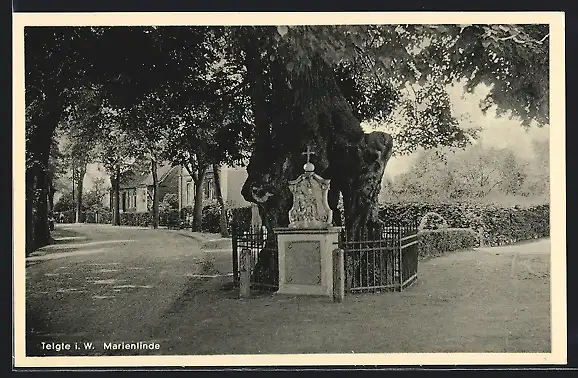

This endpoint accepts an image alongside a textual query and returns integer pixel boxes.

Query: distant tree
[83,177,108,211]
[53,191,75,213]
[380,140,548,204]
[520,139,549,198]
[497,149,527,196]
[449,146,505,198]
[93,113,146,226]
[162,30,253,233]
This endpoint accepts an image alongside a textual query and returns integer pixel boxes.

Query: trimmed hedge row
[158,210,181,228]
[418,228,479,259]
[76,205,253,233]
[200,204,254,234]
[84,211,113,224]
[66,210,181,228]
[379,202,549,247]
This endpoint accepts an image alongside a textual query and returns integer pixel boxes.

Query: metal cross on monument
[301,145,315,163]
[301,145,316,173]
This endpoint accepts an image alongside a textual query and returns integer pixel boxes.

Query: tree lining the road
[25,24,549,251]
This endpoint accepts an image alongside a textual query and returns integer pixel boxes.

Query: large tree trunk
[151,157,159,229]
[26,97,64,251]
[75,163,87,223]
[212,164,229,237]
[25,168,36,255]
[32,161,51,249]
[241,46,394,242]
[113,164,121,226]
[109,176,117,225]
[48,180,55,216]
[191,167,207,232]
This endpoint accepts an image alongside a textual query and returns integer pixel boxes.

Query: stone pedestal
[275,227,341,297]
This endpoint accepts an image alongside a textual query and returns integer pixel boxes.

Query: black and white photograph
[13,12,566,368]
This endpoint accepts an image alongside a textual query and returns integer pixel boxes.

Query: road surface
[25,223,232,356]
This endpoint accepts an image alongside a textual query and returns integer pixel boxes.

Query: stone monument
[274,146,341,297]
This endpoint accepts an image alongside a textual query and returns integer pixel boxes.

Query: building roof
[119,164,176,189]
[119,171,149,190]
[140,164,175,186]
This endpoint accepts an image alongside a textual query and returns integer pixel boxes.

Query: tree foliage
[381,141,549,204]
[24,24,550,250]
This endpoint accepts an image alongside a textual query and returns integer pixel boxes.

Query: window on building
[204,178,214,200]
[131,190,137,209]
[186,182,192,205]
[121,192,126,212]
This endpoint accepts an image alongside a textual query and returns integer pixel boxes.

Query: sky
[364,82,550,179]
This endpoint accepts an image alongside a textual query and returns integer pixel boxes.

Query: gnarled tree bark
[242,54,393,241]
[239,33,394,285]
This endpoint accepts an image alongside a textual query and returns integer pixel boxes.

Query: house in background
[105,164,180,213]
[102,163,250,215]
[177,165,250,211]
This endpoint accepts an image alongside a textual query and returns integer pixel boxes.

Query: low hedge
[120,210,179,228]
[63,209,182,228]
[120,212,152,227]
[380,202,549,247]
[164,210,181,229]
[418,228,479,259]
[84,211,112,224]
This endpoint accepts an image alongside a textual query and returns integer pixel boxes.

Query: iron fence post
[239,248,251,298]
[333,248,345,302]
[232,226,239,285]
[398,226,403,291]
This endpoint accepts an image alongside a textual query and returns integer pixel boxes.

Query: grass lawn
[151,248,550,355]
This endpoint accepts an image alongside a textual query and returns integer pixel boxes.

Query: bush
[229,206,252,234]
[379,202,549,247]
[199,254,218,275]
[418,228,479,259]
[165,209,181,229]
[201,202,222,233]
[98,211,112,224]
[120,212,151,227]
[84,211,113,224]
[418,212,448,230]
[85,211,96,223]
[180,205,193,221]
[160,193,179,212]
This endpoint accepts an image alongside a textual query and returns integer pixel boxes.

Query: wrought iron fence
[231,220,418,295]
[339,221,419,293]
[232,226,279,292]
